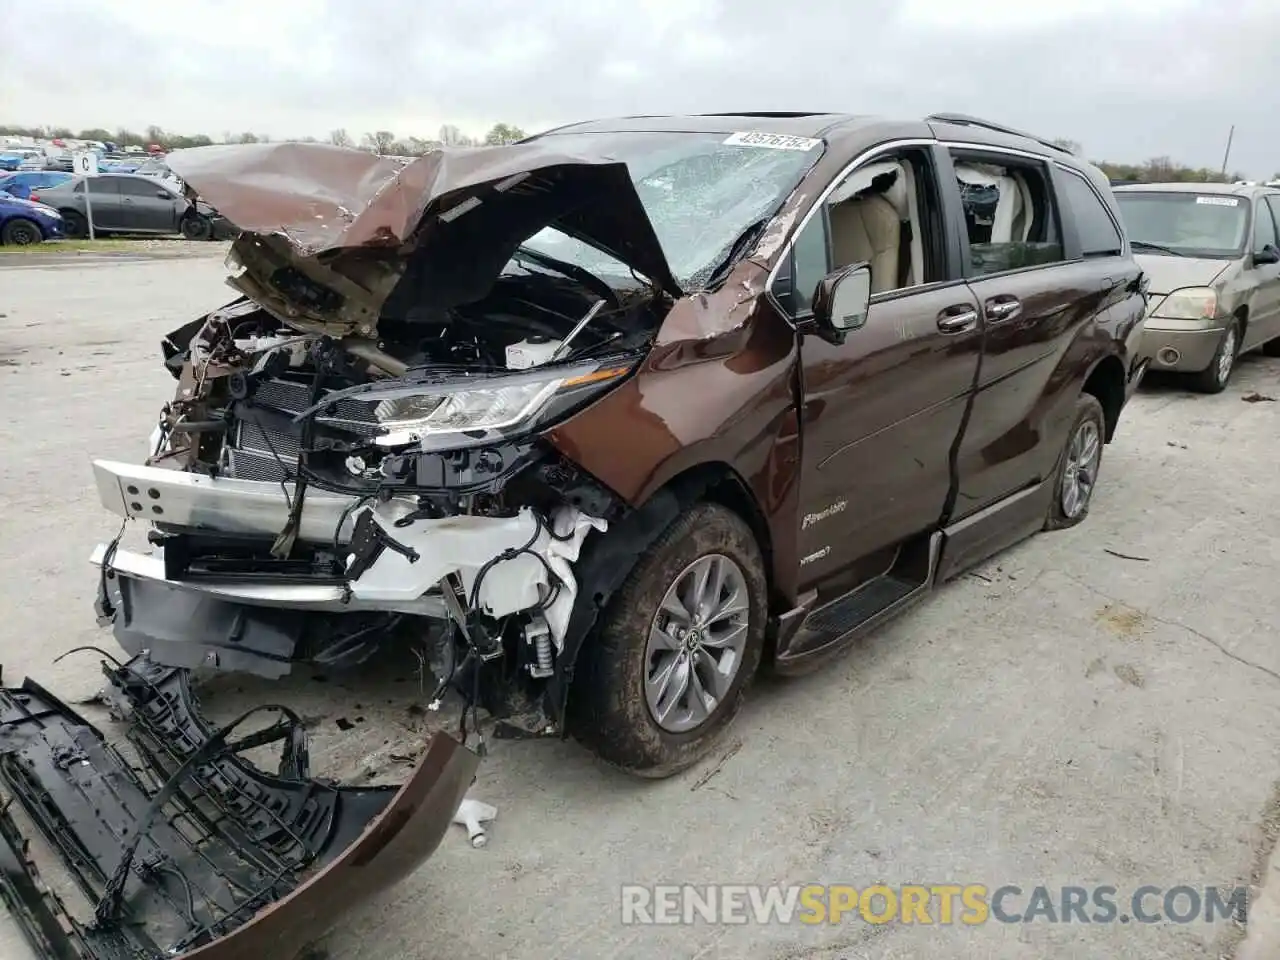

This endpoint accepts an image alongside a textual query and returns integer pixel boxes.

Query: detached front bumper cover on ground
[0,656,478,960]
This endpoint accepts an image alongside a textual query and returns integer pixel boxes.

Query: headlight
[1152,286,1217,321]
[360,361,635,450]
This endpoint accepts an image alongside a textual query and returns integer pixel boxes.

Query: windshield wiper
[704,217,770,289]
[1130,240,1187,257]
[511,245,618,305]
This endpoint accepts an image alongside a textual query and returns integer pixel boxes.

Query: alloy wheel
[1061,420,1101,519]
[644,553,750,734]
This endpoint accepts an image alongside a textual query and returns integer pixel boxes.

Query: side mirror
[810,263,872,346]
[1254,242,1280,266]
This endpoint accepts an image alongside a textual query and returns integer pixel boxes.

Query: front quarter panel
[543,260,804,600]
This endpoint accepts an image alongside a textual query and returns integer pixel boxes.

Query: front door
[778,146,984,603]
[116,176,180,232]
[1244,196,1280,348]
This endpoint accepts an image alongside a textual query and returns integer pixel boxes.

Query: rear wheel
[1044,393,1106,531]
[1189,319,1239,393]
[569,502,767,777]
[61,210,88,239]
[1,218,42,246]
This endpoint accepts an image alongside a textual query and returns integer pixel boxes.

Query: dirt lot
[1,249,1278,960]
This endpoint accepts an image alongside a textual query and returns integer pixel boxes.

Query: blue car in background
[0,149,43,172]
[0,171,74,200]
[0,190,64,245]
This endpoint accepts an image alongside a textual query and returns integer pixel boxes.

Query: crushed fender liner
[0,656,478,959]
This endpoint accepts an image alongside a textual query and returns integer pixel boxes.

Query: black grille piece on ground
[0,657,401,959]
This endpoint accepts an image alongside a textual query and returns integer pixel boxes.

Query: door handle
[984,297,1022,322]
[936,308,979,334]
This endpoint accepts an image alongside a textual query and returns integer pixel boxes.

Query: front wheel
[1044,393,1106,531]
[1189,319,1239,394]
[180,213,213,241]
[569,502,767,777]
[1,218,42,246]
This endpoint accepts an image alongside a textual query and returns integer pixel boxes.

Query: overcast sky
[3,0,1277,175]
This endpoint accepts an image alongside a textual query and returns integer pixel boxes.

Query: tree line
[1050,139,1271,183]
[0,122,529,155]
[2,124,1272,180]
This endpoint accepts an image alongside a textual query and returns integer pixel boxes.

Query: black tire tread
[60,210,88,239]
[568,501,767,777]
[1044,393,1106,532]
[1,218,41,245]
[1188,320,1239,394]
[180,214,213,241]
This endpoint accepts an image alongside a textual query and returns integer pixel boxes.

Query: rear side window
[948,150,1063,277]
[1059,171,1123,257]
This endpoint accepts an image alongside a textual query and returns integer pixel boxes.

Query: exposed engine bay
[91,220,669,743]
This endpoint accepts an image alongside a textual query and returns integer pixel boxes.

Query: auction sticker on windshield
[723,131,823,151]
[1195,196,1241,206]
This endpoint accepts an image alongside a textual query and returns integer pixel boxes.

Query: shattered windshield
[519,130,825,290]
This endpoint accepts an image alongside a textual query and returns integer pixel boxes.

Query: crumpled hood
[1134,253,1233,295]
[166,141,682,302]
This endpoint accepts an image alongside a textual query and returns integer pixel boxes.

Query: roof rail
[698,111,833,119]
[925,113,1073,156]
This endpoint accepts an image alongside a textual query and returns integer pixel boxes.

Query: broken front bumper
[91,459,605,675]
[0,656,478,960]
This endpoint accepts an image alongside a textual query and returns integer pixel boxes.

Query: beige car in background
[1114,182,1280,392]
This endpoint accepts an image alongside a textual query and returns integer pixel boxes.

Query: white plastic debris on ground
[453,797,498,847]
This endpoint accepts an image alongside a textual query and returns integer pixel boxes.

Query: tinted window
[790,212,831,314]
[1253,198,1277,252]
[1059,171,1122,257]
[117,177,164,197]
[1268,198,1280,244]
[948,151,1064,278]
[1114,191,1247,259]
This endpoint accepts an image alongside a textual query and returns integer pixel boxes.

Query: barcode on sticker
[723,131,822,151]
[1195,196,1240,206]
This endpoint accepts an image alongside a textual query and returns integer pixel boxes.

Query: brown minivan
[2,111,1152,959]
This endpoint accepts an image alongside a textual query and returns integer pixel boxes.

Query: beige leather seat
[828,193,901,295]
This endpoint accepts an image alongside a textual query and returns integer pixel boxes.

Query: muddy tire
[180,213,214,241]
[1263,337,1280,357]
[1189,319,1239,394]
[1,218,42,246]
[61,210,88,239]
[568,502,767,777]
[1044,393,1106,531]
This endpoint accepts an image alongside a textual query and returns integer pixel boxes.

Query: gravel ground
[0,256,1278,960]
